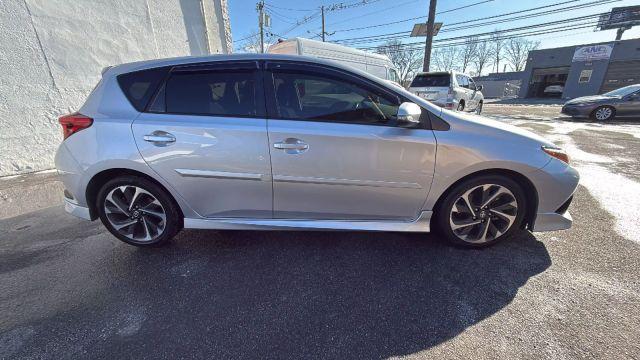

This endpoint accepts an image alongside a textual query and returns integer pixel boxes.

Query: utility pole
[257,0,265,53]
[615,26,630,41]
[321,6,326,42]
[422,0,437,72]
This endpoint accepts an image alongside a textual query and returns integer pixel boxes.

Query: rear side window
[161,70,259,117]
[411,74,450,87]
[117,67,169,111]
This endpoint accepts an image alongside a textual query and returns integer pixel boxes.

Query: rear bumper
[64,198,92,221]
[532,211,572,232]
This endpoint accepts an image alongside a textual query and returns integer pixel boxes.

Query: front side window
[162,70,258,116]
[389,68,400,83]
[468,77,477,90]
[456,74,469,88]
[272,72,399,125]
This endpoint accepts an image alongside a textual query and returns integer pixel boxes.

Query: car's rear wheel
[591,106,615,121]
[96,176,182,246]
[435,175,526,248]
[457,101,465,111]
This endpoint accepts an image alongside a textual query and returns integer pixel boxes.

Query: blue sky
[228,0,640,52]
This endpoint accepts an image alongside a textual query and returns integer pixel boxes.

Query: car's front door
[132,61,272,218]
[467,77,481,110]
[264,62,437,220]
[617,91,640,117]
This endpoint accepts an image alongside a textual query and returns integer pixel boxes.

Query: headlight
[542,146,570,164]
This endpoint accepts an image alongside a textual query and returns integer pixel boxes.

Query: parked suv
[55,54,578,248]
[409,71,484,114]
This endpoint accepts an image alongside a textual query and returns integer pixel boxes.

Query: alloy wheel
[449,184,518,244]
[595,107,613,121]
[103,185,166,242]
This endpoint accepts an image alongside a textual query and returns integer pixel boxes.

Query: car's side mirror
[476,84,483,91]
[397,102,421,128]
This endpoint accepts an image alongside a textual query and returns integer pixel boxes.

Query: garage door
[527,67,570,97]
[600,60,640,93]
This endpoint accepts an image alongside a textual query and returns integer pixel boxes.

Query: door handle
[143,131,176,145]
[273,143,308,150]
[273,138,308,154]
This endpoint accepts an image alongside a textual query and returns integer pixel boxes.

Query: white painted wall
[0,0,231,176]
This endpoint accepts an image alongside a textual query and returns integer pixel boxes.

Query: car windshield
[411,74,450,87]
[604,84,640,97]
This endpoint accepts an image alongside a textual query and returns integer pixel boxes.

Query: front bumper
[64,198,92,221]
[533,211,572,232]
[561,104,591,118]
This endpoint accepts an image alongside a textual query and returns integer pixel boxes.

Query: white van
[268,37,400,84]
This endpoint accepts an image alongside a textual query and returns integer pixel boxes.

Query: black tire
[96,176,182,247]
[457,101,465,111]
[434,175,527,248]
[475,101,483,115]
[590,105,615,122]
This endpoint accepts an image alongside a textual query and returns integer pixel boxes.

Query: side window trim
[145,61,266,118]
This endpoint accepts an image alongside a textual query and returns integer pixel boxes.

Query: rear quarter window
[411,74,450,87]
[117,67,169,111]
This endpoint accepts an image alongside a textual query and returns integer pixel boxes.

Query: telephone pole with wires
[257,0,265,53]
[423,0,437,71]
[321,6,326,41]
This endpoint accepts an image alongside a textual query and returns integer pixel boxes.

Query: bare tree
[490,30,504,73]
[431,46,461,72]
[376,40,423,86]
[460,36,479,73]
[504,38,539,72]
[474,39,493,76]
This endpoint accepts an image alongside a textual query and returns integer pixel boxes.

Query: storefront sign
[572,44,613,62]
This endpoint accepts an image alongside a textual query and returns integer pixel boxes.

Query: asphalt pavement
[1,105,639,359]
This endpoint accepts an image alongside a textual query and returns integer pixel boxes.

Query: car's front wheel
[591,106,615,121]
[475,101,483,115]
[435,175,526,248]
[96,176,182,247]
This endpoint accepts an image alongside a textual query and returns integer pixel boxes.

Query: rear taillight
[58,113,93,140]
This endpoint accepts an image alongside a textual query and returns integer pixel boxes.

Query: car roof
[106,53,366,77]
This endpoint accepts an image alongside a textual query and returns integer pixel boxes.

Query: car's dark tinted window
[118,67,169,112]
[272,71,398,125]
[411,74,450,87]
[164,70,258,116]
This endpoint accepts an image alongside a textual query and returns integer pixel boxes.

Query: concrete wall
[0,0,231,177]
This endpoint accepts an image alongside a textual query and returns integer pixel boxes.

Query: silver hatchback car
[55,54,578,248]
[409,71,484,114]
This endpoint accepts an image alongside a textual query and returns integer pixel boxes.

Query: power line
[263,3,315,11]
[332,10,608,45]
[437,0,494,15]
[347,12,606,49]
[331,0,612,33]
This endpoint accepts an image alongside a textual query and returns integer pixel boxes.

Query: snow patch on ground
[575,164,640,243]
[488,114,640,243]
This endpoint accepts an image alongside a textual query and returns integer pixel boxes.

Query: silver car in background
[55,54,578,248]
[409,71,484,114]
[561,84,640,121]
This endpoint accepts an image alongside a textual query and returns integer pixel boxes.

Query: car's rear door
[131,61,272,218]
[264,61,436,220]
